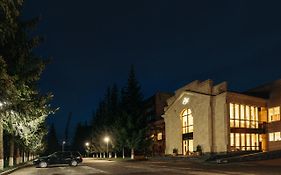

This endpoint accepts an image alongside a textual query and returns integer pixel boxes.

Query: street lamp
[62,141,66,152]
[85,142,90,157]
[104,136,110,158]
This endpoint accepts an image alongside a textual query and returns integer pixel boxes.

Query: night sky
[22,1,281,141]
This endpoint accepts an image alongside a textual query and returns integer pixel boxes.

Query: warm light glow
[62,141,66,144]
[268,106,280,122]
[182,109,193,134]
[157,132,163,140]
[85,142,90,146]
[182,97,190,105]
[104,136,110,143]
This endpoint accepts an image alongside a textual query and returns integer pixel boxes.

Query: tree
[45,124,59,155]
[117,65,146,159]
[0,0,56,169]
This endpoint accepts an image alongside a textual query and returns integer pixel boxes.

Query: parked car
[33,151,83,168]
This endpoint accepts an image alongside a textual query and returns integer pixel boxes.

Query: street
[9,158,281,175]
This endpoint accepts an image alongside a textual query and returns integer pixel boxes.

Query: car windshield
[48,152,58,157]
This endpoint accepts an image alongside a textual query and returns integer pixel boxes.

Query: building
[144,92,173,156]
[163,79,281,155]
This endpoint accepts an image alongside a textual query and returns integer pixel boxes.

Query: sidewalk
[0,162,32,175]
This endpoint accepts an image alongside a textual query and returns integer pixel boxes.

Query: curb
[0,162,32,175]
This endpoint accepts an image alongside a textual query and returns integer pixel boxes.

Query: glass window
[230,133,234,146]
[274,132,281,141]
[240,105,245,120]
[182,109,193,134]
[268,107,280,122]
[235,133,240,147]
[230,103,234,119]
[241,133,245,147]
[235,104,239,119]
[246,134,251,147]
[269,133,274,141]
[157,132,163,141]
[246,106,250,120]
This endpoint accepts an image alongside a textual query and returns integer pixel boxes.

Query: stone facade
[163,80,229,154]
[163,79,281,155]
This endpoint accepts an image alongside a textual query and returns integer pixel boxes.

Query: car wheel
[70,160,78,166]
[39,161,48,168]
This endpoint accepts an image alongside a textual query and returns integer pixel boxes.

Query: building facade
[163,79,281,155]
[144,92,173,156]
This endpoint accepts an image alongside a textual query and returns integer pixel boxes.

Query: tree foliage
[0,0,56,155]
[89,66,148,158]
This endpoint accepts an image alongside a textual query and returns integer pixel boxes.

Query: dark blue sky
[23,0,281,141]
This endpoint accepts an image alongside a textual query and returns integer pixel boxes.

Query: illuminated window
[269,132,281,142]
[229,103,261,151]
[230,133,234,146]
[182,109,193,134]
[269,133,274,141]
[241,133,245,147]
[229,104,259,129]
[157,132,163,141]
[246,133,251,149]
[235,133,240,147]
[275,132,281,141]
[268,107,280,122]
[230,103,234,119]
[240,105,245,128]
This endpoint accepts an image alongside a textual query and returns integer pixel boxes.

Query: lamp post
[104,137,109,158]
[85,142,90,157]
[62,141,66,152]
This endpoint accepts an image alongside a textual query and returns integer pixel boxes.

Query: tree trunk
[114,152,117,158]
[23,152,27,162]
[15,147,20,165]
[20,149,23,163]
[131,148,134,159]
[122,147,125,159]
[0,122,3,170]
[9,135,14,166]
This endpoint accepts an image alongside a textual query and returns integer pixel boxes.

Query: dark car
[33,151,83,168]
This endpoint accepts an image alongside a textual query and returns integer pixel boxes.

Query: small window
[275,132,281,141]
[268,107,280,122]
[269,133,274,141]
[157,132,163,141]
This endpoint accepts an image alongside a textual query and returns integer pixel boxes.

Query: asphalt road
[9,158,281,175]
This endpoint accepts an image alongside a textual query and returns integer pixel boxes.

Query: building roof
[243,79,281,99]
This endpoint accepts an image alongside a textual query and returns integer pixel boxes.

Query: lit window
[230,103,234,119]
[269,133,274,141]
[246,133,251,147]
[274,132,281,141]
[230,133,234,146]
[157,132,163,141]
[182,109,193,134]
[240,105,245,127]
[235,133,240,147]
[230,104,260,129]
[241,133,245,147]
[268,107,280,122]
[235,104,239,119]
